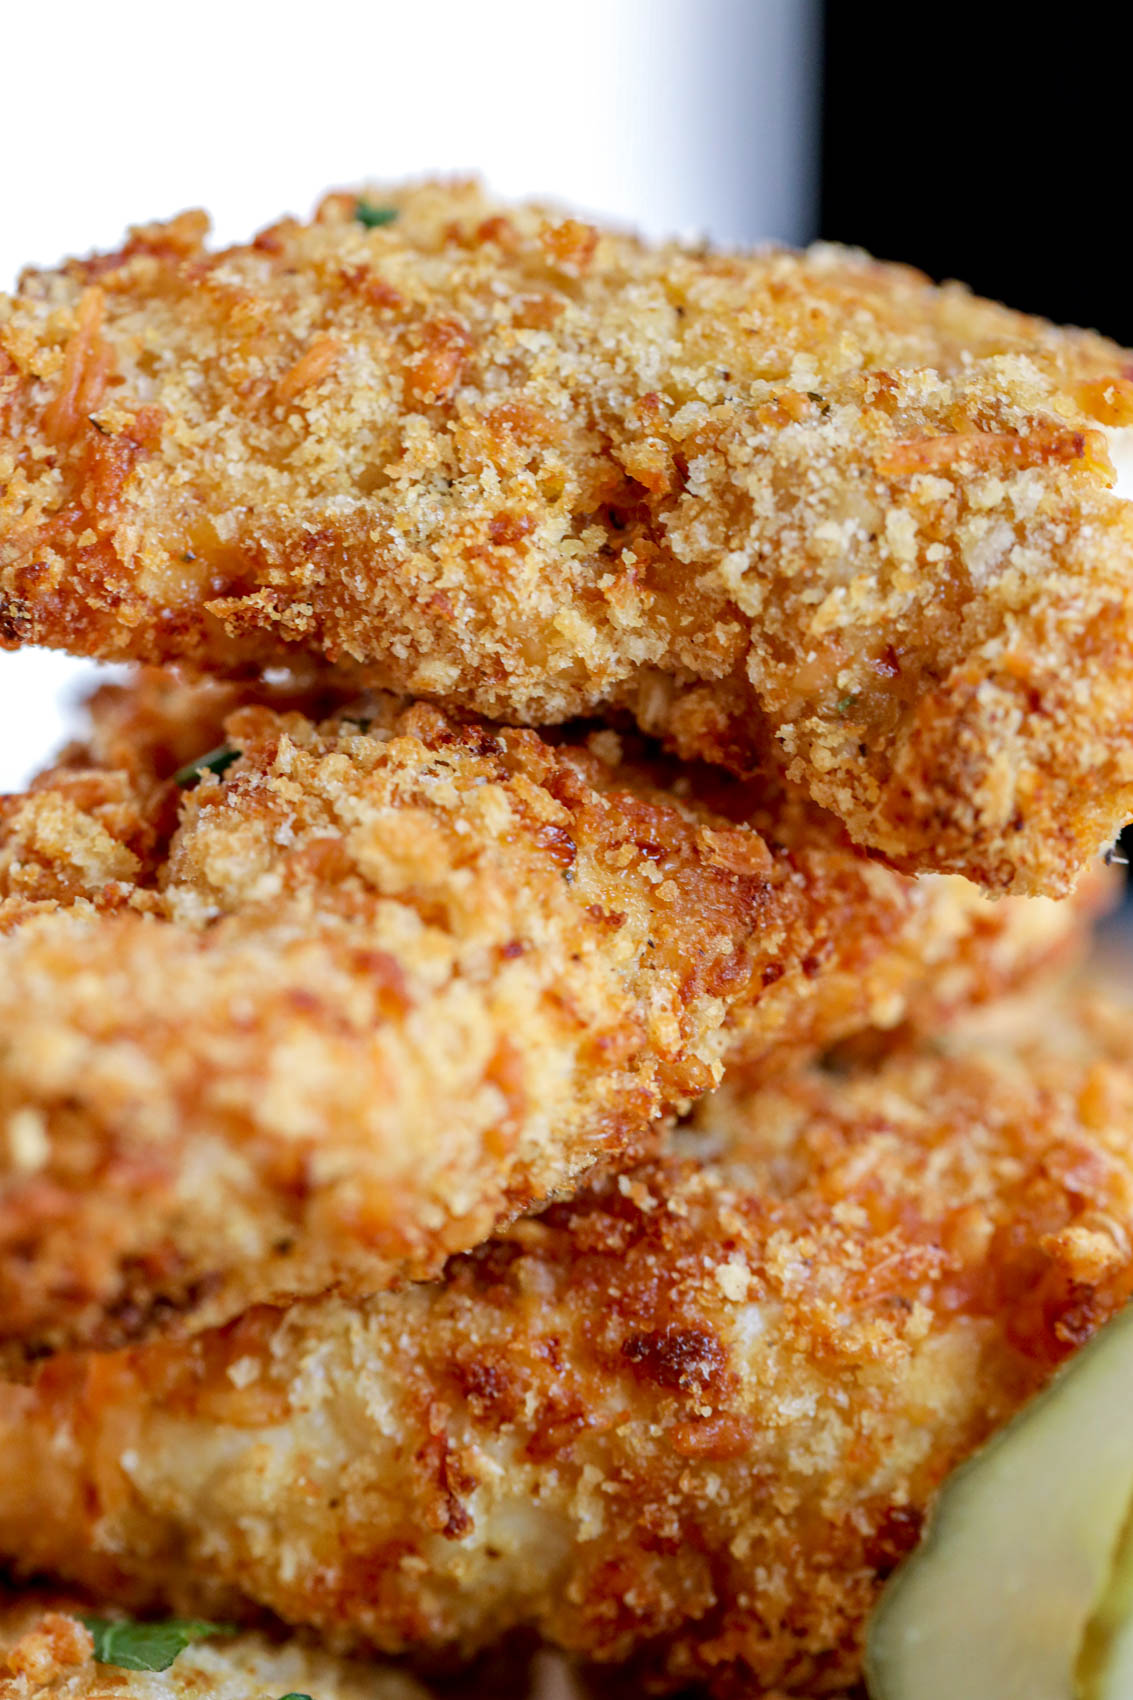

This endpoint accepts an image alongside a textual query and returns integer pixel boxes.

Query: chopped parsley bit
[277,1693,314,1699]
[355,201,398,229]
[80,1618,236,1672]
[173,744,239,788]
[834,694,860,716]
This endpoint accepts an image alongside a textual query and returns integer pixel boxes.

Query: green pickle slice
[866,1303,1133,1700]
[1079,1490,1133,1699]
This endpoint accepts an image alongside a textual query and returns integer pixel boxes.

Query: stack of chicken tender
[1,181,1133,1700]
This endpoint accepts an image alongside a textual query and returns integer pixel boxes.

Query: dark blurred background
[822,6,1133,887]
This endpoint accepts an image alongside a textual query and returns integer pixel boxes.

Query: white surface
[0,0,818,279]
[0,0,818,789]
[0,655,126,792]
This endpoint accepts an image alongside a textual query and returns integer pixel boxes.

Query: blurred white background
[0,0,818,788]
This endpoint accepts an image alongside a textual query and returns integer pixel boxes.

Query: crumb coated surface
[0,671,1082,1358]
[1,987,1131,1695]
[0,1597,430,1700]
[3,183,1133,892]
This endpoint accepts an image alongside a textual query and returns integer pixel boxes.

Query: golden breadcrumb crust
[1,986,1130,1696]
[0,1597,431,1700]
[2,671,1086,1359]
[3,183,1133,892]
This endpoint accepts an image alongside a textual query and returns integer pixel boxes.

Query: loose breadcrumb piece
[1,985,1131,1696]
[3,183,1133,892]
[0,670,1092,1359]
[0,1595,432,1700]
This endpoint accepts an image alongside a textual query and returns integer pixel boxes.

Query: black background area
[820,8,1131,345]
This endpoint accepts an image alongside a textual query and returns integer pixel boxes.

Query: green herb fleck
[834,694,860,716]
[355,202,397,229]
[277,1693,314,1699]
[80,1618,236,1673]
[173,744,239,788]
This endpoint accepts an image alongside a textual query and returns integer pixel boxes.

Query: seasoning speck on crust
[0,1596,433,1700]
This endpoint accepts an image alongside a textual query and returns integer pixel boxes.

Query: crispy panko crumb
[0,671,1089,1359]
[1,985,1131,1695]
[0,1596,431,1700]
[3,183,1133,892]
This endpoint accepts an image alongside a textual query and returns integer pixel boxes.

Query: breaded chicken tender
[1,671,1085,1358]
[3,184,1133,892]
[0,1597,433,1700]
[1,988,1131,1696]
